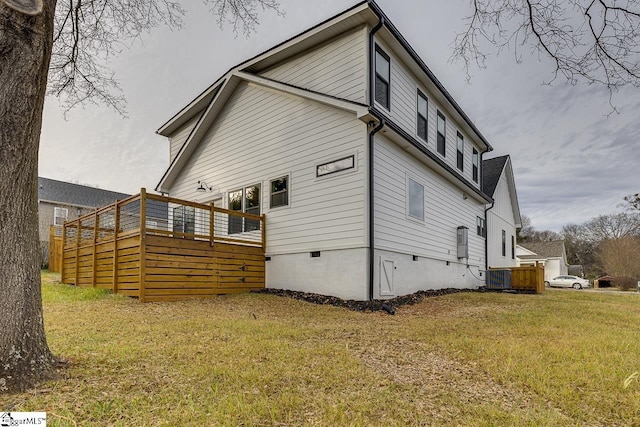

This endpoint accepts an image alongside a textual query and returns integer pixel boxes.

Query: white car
[545,275,590,289]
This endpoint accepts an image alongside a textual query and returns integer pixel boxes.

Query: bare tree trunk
[0,0,57,392]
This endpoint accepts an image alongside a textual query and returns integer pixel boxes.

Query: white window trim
[405,173,426,223]
[268,172,291,211]
[54,207,68,226]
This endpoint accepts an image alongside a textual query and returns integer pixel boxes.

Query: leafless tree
[623,193,640,211]
[581,212,640,242]
[598,236,640,278]
[452,0,640,103]
[0,0,280,393]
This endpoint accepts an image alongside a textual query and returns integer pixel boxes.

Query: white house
[516,241,569,282]
[482,156,521,269]
[155,0,509,300]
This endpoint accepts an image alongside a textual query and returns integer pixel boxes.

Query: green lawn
[2,271,639,426]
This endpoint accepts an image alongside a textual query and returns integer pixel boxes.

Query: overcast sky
[38,0,640,232]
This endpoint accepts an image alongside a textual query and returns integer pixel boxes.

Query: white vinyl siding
[373,37,483,189]
[373,134,485,265]
[260,27,367,104]
[168,81,367,254]
[486,169,518,268]
[168,114,200,163]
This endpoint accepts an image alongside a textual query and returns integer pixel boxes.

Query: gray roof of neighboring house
[38,177,130,208]
[482,155,509,197]
[518,240,566,260]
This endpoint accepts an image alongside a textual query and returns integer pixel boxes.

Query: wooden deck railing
[62,189,266,251]
[60,189,266,302]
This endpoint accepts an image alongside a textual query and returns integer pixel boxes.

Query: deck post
[210,203,215,246]
[61,222,67,278]
[112,200,120,294]
[139,189,147,302]
[74,219,81,286]
[92,210,99,287]
[261,214,266,252]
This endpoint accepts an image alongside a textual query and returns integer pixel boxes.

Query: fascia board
[156,77,225,136]
[156,74,238,192]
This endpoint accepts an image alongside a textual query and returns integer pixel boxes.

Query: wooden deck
[61,189,266,302]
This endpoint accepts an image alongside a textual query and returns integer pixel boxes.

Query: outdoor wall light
[197,181,213,192]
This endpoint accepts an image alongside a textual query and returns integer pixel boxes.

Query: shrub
[611,276,637,291]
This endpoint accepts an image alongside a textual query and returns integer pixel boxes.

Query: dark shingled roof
[482,155,509,197]
[38,177,130,208]
[518,241,566,260]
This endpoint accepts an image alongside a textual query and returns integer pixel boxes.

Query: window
[437,111,446,156]
[407,177,424,220]
[375,46,390,109]
[317,155,355,177]
[53,207,68,226]
[511,235,515,260]
[228,184,261,234]
[270,176,288,208]
[172,206,195,234]
[456,132,464,171]
[476,216,486,238]
[502,230,506,257]
[417,91,428,141]
[472,148,479,183]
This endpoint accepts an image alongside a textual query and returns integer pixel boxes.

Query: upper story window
[472,148,479,183]
[270,176,288,209]
[375,46,390,110]
[229,184,261,234]
[407,177,425,221]
[417,90,428,142]
[456,132,464,171]
[437,111,446,156]
[53,207,68,226]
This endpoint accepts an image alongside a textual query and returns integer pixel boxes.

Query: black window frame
[375,45,391,110]
[456,132,464,171]
[511,235,515,260]
[228,184,261,234]
[502,230,506,257]
[472,148,479,183]
[437,111,446,156]
[416,90,428,142]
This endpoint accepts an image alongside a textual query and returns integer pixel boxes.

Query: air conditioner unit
[457,226,468,259]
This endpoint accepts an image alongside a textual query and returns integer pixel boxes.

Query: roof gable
[482,156,508,197]
[38,177,129,208]
[483,155,521,228]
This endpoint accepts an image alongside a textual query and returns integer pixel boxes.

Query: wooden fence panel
[48,226,64,273]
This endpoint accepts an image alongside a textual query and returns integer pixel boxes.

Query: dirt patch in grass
[253,287,475,312]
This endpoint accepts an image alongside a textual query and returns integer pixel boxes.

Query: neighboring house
[482,155,522,269]
[516,241,569,282]
[38,177,130,264]
[155,1,507,300]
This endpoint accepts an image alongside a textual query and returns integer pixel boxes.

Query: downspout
[368,119,384,301]
[481,149,493,274]
[368,13,385,301]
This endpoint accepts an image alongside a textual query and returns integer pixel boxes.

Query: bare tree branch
[452,0,640,99]
[47,0,282,116]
